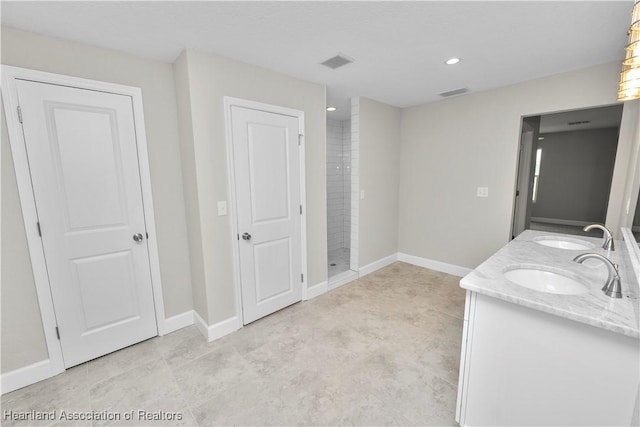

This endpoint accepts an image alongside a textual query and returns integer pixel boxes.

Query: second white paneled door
[230,105,303,324]
[16,79,158,367]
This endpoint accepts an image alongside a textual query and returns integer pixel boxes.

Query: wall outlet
[477,187,489,198]
[217,201,228,216]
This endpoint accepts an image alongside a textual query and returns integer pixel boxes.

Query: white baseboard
[531,217,593,227]
[1,359,53,395]
[162,310,194,335]
[359,253,398,277]
[193,311,241,342]
[305,280,328,300]
[193,310,210,339]
[398,252,472,277]
[2,311,197,394]
[328,270,359,290]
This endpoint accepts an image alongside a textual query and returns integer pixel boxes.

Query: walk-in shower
[326,118,351,278]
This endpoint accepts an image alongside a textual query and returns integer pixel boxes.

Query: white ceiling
[538,104,624,133]
[1,1,633,120]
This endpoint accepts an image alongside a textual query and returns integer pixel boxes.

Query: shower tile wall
[327,119,351,256]
[350,98,359,272]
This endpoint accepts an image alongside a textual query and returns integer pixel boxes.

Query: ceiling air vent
[321,54,353,69]
[567,120,591,126]
[439,88,469,98]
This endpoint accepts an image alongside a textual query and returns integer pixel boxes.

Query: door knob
[133,233,144,242]
[242,232,252,241]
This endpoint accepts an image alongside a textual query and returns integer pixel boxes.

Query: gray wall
[1,27,193,372]
[398,62,621,268]
[173,49,327,324]
[172,52,209,322]
[1,100,48,371]
[531,128,619,224]
[358,98,401,266]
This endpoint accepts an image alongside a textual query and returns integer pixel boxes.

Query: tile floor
[1,262,466,426]
[328,247,350,277]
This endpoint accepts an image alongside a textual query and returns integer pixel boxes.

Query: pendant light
[619,0,640,101]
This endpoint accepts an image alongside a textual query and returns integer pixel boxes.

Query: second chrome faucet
[583,224,615,251]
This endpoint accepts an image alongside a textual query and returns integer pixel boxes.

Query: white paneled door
[230,105,303,324]
[16,80,157,367]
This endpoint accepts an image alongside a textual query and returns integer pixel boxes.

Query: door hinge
[37,222,42,237]
[237,233,240,241]
[55,327,60,340]
[300,205,302,215]
[17,106,23,124]
[146,232,149,239]
[515,190,520,197]
[298,134,303,146]
[301,273,304,283]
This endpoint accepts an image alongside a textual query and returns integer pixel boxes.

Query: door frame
[223,97,308,325]
[511,126,535,238]
[1,65,166,376]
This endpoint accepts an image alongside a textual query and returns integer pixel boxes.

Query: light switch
[217,201,228,216]
[477,187,489,198]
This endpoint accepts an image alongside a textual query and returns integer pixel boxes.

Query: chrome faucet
[583,224,615,251]
[573,253,622,298]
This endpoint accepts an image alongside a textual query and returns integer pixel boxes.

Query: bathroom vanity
[455,229,640,426]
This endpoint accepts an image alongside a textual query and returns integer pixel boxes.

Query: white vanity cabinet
[455,290,639,426]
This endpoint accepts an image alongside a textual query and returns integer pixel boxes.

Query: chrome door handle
[133,233,144,243]
[242,232,252,241]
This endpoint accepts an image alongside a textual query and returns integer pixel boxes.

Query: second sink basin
[534,236,595,250]
[503,265,589,295]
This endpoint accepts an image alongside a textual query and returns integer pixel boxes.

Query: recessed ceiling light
[326,107,337,112]
[445,57,461,65]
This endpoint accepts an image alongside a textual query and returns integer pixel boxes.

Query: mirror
[621,227,640,287]
[512,105,624,239]
[633,191,640,243]
[618,100,640,244]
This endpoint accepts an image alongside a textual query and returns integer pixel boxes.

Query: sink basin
[503,266,589,295]
[534,236,594,250]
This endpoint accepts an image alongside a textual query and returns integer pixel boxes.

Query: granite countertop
[460,229,640,339]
